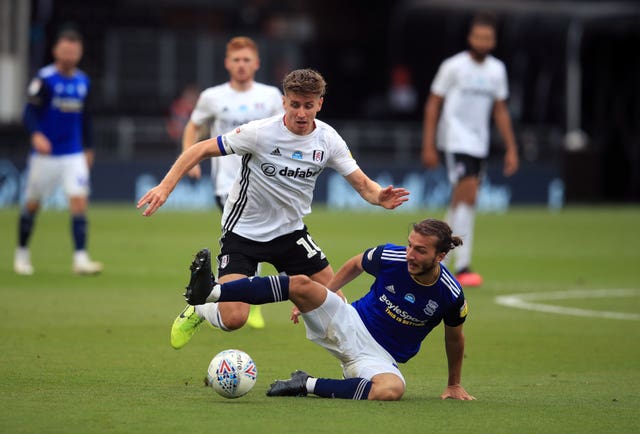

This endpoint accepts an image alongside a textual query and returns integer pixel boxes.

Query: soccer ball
[206,349,257,399]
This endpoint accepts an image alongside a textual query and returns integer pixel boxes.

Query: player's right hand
[290,306,301,324]
[421,146,439,168]
[31,132,52,154]
[187,164,201,179]
[137,185,170,216]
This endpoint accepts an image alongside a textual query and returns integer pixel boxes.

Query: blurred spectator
[388,64,418,116]
[363,64,419,120]
[166,84,199,148]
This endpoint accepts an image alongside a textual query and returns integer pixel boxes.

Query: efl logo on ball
[206,349,257,399]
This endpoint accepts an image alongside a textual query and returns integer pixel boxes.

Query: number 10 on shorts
[296,234,326,259]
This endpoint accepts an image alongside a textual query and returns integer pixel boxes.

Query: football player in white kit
[138,69,410,349]
[422,12,519,287]
[181,37,283,329]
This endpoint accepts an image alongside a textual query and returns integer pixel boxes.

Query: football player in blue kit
[14,29,102,275]
[183,218,474,401]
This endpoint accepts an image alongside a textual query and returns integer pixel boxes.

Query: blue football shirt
[24,64,90,155]
[352,244,468,363]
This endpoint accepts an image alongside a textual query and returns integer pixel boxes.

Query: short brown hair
[282,69,326,97]
[412,219,463,254]
[226,36,258,56]
[470,11,498,32]
[55,28,83,44]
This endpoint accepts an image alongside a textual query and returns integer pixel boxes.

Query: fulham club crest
[313,150,324,162]
[219,254,229,269]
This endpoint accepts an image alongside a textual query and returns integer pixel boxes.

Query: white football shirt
[190,82,283,196]
[431,51,508,158]
[217,115,359,241]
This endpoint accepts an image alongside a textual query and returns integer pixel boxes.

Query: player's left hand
[503,148,519,177]
[440,384,476,401]
[378,185,410,209]
[137,185,170,216]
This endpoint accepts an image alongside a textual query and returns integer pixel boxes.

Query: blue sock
[313,378,373,400]
[18,212,36,247]
[218,275,289,304]
[71,215,87,251]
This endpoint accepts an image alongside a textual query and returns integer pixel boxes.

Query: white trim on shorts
[301,289,405,384]
[24,153,90,201]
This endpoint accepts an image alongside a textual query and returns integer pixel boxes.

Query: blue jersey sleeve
[443,294,468,327]
[22,77,50,134]
[361,245,385,276]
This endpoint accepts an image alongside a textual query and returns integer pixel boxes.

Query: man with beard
[183,218,474,401]
[421,11,519,287]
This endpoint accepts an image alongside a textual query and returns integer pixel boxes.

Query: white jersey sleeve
[217,119,261,156]
[430,58,456,97]
[495,62,509,101]
[325,128,359,177]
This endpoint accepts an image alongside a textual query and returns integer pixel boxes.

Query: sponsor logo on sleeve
[28,78,42,96]
[460,300,468,318]
[366,248,376,261]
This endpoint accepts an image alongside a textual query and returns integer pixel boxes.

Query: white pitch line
[495,289,640,321]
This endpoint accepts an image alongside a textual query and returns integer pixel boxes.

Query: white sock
[195,302,229,331]
[205,284,221,303]
[451,203,475,272]
[73,250,89,264]
[306,377,317,394]
[442,207,454,268]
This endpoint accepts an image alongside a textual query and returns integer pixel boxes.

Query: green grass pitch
[1,205,639,433]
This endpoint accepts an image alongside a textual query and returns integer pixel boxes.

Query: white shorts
[24,153,90,201]
[301,290,405,384]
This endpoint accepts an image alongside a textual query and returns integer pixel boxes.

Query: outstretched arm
[344,169,409,209]
[137,137,222,216]
[181,120,206,179]
[440,324,475,400]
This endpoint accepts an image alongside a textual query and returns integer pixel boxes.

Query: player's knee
[369,375,405,401]
[289,274,314,296]
[370,386,404,401]
[218,304,249,330]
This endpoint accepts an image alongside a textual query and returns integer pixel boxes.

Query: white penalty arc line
[495,289,640,321]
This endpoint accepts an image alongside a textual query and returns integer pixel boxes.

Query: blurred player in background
[422,12,518,287]
[14,29,102,276]
[166,83,199,150]
[181,36,283,329]
[138,68,409,350]
[187,219,473,401]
